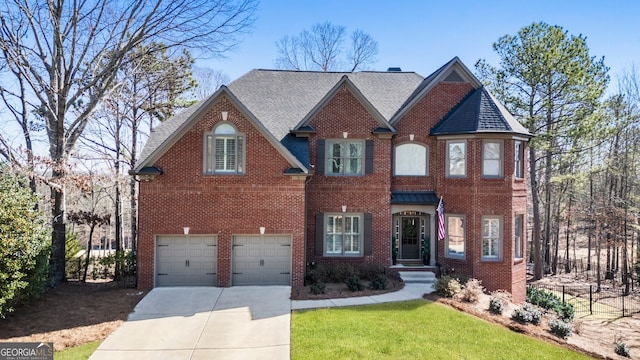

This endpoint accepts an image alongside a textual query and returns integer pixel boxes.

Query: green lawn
[54,340,101,360]
[292,300,591,360]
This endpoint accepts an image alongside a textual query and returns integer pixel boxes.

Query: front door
[401,217,420,259]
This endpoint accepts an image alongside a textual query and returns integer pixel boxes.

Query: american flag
[437,197,445,241]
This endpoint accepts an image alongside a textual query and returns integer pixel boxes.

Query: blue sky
[202,0,639,92]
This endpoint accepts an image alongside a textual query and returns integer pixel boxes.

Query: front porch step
[398,271,436,284]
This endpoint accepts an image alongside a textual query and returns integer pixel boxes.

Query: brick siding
[137,96,306,289]
[137,80,528,303]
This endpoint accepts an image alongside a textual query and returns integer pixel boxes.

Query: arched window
[204,123,245,174]
[394,143,427,176]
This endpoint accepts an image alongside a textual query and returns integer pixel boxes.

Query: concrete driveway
[90,286,291,360]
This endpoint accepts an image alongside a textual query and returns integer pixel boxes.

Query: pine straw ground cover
[0,281,146,351]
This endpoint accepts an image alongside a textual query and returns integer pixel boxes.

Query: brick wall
[434,137,527,303]
[305,85,392,269]
[137,78,529,303]
[391,82,527,303]
[137,96,306,289]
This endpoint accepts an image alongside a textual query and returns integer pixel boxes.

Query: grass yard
[291,300,590,360]
[54,340,101,360]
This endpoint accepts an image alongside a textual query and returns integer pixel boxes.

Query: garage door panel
[156,235,217,287]
[232,235,291,286]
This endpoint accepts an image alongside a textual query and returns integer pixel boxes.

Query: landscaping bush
[526,287,574,321]
[306,263,334,284]
[512,303,542,325]
[435,275,462,298]
[489,297,504,315]
[310,282,326,295]
[359,262,385,281]
[346,276,364,291]
[334,263,357,283]
[458,278,484,303]
[0,173,50,317]
[615,342,631,358]
[369,274,388,290]
[488,290,512,315]
[548,319,573,338]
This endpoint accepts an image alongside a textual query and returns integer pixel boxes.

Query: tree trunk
[596,218,601,292]
[530,146,543,280]
[50,185,66,285]
[543,148,553,272]
[83,225,96,282]
[565,191,573,273]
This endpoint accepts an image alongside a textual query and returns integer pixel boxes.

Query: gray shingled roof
[430,87,531,136]
[134,58,531,172]
[227,70,424,141]
[135,96,215,169]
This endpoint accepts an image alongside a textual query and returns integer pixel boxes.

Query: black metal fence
[528,283,640,318]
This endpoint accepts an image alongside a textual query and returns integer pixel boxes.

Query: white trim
[394,142,429,176]
[482,139,503,178]
[481,216,503,261]
[444,214,466,259]
[325,139,365,176]
[446,140,467,178]
[323,213,364,257]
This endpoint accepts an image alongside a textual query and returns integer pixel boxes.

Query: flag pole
[436,196,444,271]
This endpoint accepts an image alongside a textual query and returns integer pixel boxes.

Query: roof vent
[387,67,402,72]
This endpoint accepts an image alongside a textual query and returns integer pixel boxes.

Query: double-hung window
[514,141,524,179]
[445,214,465,258]
[482,216,502,261]
[514,214,524,259]
[325,214,362,256]
[483,140,503,177]
[446,140,466,177]
[327,140,363,175]
[204,123,245,174]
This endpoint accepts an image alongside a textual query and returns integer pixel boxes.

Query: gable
[133,87,309,174]
[298,76,394,133]
[390,57,482,125]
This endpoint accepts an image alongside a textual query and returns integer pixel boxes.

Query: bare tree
[0,0,258,285]
[193,66,230,100]
[275,21,378,72]
[80,43,197,274]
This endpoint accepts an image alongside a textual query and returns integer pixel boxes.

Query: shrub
[359,262,385,281]
[512,303,542,325]
[615,342,631,358]
[459,278,484,303]
[488,290,512,315]
[527,287,574,321]
[0,172,50,317]
[306,263,333,284]
[369,274,388,290]
[334,263,357,283]
[435,276,462,298]
[346,276,364,291]
[310,282,326,295]
[549,319,573,338]
[489,297,504,315]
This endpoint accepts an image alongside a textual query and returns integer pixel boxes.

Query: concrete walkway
[91,286,291,360]
[91,273,435,360]
[292,282,434,310]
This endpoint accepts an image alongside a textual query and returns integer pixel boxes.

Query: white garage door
[156,235,217,286]
[232,235,291,285]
